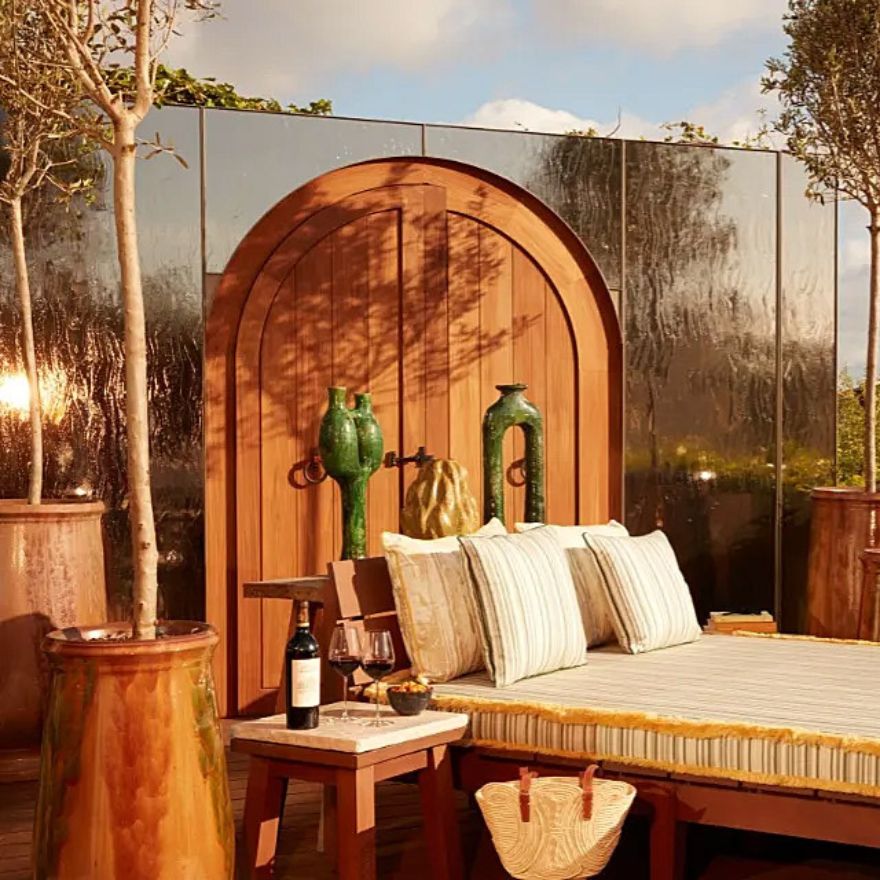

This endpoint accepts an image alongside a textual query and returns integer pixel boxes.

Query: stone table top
[230,703,468,754]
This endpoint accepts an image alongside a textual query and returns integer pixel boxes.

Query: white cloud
[687,80,781,146]
[537,0,787,53]
[459,77,775,144]
[459,98,659,139]
[168,0,512,97]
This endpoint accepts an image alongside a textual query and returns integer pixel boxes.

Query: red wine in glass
[363,630,395,727]
[329,656,361,678]
[328,625,361,722]
[362,659,394,680]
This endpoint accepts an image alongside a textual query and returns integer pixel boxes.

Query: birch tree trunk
[9,196,43,505]
[113,120,158,638]
[866,211,880,494]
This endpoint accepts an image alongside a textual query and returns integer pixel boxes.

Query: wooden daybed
[304,556,880,880]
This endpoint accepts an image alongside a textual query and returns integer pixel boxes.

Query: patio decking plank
[3,752,880,878]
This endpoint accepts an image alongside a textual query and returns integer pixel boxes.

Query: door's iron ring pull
[506,457,527,487]
[303,448,328,484]
[288,448,328,489]
[384,446,435,469]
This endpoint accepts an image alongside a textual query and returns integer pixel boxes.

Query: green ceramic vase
[318,387,383,559]
[482,383,545,524]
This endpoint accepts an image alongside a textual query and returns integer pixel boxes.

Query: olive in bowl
[387,680,432,716]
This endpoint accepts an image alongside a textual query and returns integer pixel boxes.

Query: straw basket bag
[475,766,636,880]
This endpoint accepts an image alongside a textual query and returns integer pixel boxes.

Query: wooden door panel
[250,210,406,704]
[447,214,484,514]
[259,268,299,689]
[477,225,516,524]
[218,161,621,714]
[366,211,402,555]
[544,297,577,524]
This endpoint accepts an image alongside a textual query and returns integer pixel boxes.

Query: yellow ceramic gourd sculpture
[401,459,480,538]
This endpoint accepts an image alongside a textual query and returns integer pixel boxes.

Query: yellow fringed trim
[422,691,880,758]
[458,736,880,800]
[733,630,880,647]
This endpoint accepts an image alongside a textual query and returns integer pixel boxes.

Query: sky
[167,0,867,376]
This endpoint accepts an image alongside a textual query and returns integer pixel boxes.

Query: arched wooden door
[206,159,622,715]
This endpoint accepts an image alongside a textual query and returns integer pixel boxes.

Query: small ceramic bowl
[387,685,432,716]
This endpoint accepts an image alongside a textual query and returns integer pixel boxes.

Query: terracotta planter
[806,488,880,638]
[0,500,106,761]
[34,622,234,880]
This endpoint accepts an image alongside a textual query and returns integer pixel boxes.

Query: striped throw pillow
[460,527,587,687]
[515,521,629,647]
[383,518,507,682]
[584,530,701,653]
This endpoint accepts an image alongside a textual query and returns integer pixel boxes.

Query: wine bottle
[285,600,320,730]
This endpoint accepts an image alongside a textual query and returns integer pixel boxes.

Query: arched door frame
[205,158,622,714]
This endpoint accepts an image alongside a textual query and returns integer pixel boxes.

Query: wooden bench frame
[301,557,880,880]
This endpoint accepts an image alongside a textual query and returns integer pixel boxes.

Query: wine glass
[362,629,395,727]
[328,624,361,722]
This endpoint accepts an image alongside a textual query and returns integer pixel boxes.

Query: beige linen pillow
[515,521,629,647]
[584,530,702,654]
[382,518,506,682]
[460,527,587,687]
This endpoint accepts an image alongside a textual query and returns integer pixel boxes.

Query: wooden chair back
[320,556,410,702]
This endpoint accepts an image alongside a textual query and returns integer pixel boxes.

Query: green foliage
[764,0,880,208]
[661,121,719,145]
[108,64,332,115]
[837,369,878,486]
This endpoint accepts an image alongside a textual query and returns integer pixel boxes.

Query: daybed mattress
[429,633,880,797]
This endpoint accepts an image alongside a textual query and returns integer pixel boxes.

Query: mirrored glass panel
[624,142,777,621]
[204,111,422,272]
[780,154,836,631]
[424,125,621,289]
[0,105,203,619]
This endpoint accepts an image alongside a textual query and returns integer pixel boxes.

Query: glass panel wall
[0,105,838,628]
[204,111,422,273]
[424,125,622,291]
[0,105,203,618]
[779,154,836,631]
[624,142,778,621]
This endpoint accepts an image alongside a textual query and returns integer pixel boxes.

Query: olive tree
[0,1,85,504]
[765,0,880,490]
[35,0,216,637]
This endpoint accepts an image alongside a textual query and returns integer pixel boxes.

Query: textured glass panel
[204,111,422,273]
[425,125,621,288]
[780,155,836,632]
[0,105,203,619]
[624,143,777,621]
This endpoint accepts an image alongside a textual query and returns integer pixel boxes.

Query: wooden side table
[232,704,468,880]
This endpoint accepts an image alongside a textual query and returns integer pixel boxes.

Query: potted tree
[18,1,234,876]
[765,0,880,639]
[0,0,106,778]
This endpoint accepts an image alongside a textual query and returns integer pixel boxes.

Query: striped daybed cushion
[429,633,880,798]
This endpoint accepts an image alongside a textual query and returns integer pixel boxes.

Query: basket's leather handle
[581,765,599,819]
[519,767,538,822]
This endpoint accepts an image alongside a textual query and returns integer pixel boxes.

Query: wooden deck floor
[3,752,880,879]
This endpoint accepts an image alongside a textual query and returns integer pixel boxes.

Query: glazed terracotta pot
[33,622,234,880]
[806,488,880,638]
[0,500,106,764]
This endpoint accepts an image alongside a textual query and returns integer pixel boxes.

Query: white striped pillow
[460,527,587,687]
[515,521,629,647]
[583,530,701,653]
[383,518,507,682]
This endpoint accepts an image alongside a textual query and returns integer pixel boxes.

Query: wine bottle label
[289,657,320,707]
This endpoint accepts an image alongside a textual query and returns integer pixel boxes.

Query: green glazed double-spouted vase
[318,387,383,560]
